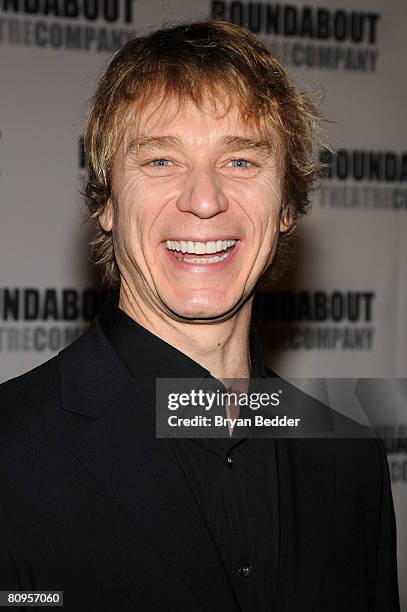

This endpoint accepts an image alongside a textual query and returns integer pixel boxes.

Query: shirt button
[225,455,233,466]
[238,565,253,578]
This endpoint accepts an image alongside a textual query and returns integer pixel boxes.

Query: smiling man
[0,19,400,612]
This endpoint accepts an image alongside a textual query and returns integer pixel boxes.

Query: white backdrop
[1,0,406,607]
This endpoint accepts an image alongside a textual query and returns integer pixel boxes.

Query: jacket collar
[59,316,131,418]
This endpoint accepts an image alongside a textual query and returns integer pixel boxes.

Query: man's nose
[175,166,229,218]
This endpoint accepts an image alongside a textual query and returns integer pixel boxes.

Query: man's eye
[228,159,252,169]
[150,159,171,167]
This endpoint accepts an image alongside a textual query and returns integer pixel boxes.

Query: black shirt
[99,291,279,612]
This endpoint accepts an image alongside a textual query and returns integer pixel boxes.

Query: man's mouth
[165,239,237,264]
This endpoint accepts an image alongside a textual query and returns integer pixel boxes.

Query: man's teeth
[165,239,237,264]
[165,239,235,255]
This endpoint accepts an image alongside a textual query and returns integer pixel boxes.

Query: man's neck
[118,289,253,380]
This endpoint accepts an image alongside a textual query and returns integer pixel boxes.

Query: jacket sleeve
[374,438,400,612]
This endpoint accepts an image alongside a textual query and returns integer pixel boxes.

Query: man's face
[100,97,290,321]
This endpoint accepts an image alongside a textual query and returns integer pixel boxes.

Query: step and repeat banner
[0,0,406,606]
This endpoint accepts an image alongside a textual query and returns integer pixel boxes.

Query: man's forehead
[121,98,273,151]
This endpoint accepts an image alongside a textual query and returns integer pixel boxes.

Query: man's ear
[98,199,113,232]
[279,206,294,234]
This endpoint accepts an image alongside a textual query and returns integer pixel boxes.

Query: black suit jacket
[0,318,400,611]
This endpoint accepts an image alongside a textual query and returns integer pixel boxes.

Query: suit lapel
[274,438,335,611]
[59,321,239,611]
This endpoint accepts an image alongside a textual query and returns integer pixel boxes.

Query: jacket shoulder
[0,319,130,444]
[0,322,99,443]
[0,356,61,438]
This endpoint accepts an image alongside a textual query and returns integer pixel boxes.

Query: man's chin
[161,294,244,323]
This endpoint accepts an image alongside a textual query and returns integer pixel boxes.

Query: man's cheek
[116,173,146,202]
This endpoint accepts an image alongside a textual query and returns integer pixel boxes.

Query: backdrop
[1,0,406,606]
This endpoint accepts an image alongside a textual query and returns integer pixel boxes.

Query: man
[0,19,400,612]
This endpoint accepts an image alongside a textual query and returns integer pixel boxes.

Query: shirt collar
[98,290,267,386]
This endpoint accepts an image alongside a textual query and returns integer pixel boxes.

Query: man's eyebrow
[125,135,272,156]
[218,136,272,154]
[125,136,183,156]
